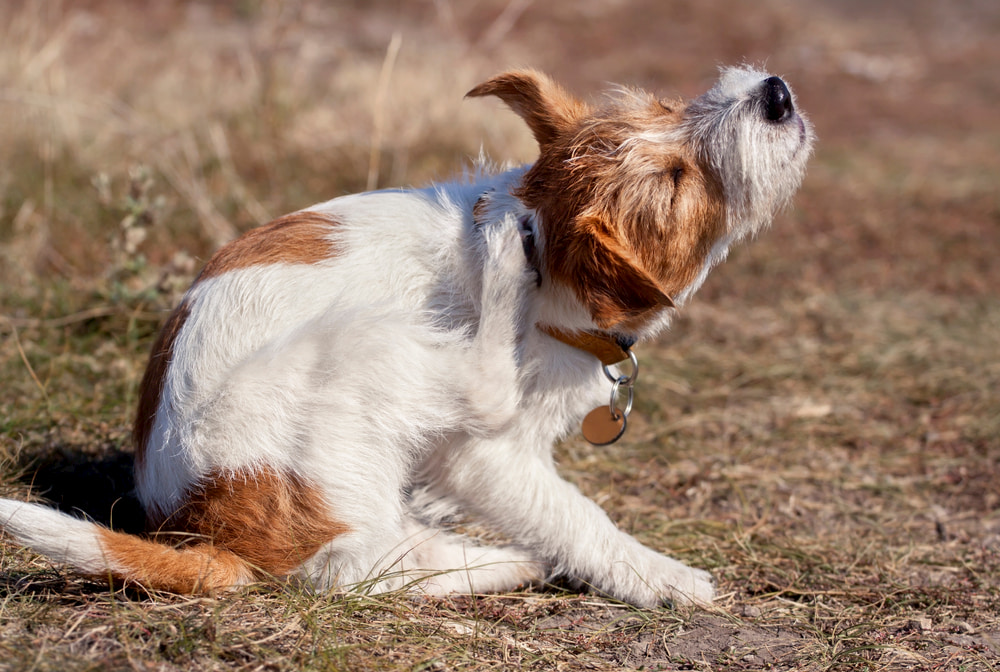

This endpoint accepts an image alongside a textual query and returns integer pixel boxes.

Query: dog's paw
[480,216,537,292]
[660,563,716,607]
[476,216,536,342]
[607,549,716,609]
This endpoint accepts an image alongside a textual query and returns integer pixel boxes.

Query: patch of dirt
[643,615,817,669]
[536,607,820,670]
[533,603,1000,671]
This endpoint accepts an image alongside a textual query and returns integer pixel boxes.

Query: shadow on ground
[17,447,145,535]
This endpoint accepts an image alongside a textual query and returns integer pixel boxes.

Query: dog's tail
[0,498,254,593]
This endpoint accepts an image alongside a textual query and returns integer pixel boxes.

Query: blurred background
[1,0,997,300]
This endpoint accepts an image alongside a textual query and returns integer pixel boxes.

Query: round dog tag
[581,406,627,446]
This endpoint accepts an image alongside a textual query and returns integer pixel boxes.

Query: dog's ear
[553,217,675,329]
[466,70,586,148]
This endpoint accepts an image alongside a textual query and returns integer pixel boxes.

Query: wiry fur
[0,67,813,607]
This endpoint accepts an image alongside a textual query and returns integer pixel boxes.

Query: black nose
[762,76,794,122]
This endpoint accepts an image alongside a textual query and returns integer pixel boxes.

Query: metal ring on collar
[609,377,635,420]
[602,349,639,385]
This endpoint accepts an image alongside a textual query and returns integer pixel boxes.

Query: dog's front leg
[441,439,715,608]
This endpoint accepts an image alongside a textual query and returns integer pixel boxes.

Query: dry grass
[1,0,999,670]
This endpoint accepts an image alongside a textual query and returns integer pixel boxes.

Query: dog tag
[581,406,627,446]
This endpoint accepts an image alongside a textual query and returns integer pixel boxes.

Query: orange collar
[538,324,635,366]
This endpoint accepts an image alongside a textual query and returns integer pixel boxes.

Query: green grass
[2,0,999,670]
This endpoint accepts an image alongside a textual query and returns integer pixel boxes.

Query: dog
[0,67,812,608]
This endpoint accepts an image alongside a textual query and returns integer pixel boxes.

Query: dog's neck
[516,212,636,366]
[473,187,638,366]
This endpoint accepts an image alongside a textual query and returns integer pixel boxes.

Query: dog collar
[537,325,634,367]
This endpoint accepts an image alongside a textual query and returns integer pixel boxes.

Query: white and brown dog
[0,67,812,607]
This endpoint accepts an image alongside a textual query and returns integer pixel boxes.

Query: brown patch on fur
[470,71,727,329]
[151,468,349,579]
[196,210,339,281]
[133,301,190,468]
[98,528,254,594]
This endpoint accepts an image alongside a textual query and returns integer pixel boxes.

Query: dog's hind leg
[463,217,537,432]
[397,519,545,595]
[304,518,544,596]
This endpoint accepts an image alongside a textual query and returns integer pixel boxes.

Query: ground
[0,0,998,670]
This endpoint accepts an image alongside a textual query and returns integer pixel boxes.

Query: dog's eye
[667,166,684,208]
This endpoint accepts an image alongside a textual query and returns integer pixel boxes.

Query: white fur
[0,500,112,575]
[0,67,814,608]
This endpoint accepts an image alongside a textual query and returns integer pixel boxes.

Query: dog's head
[468,67,814,331]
